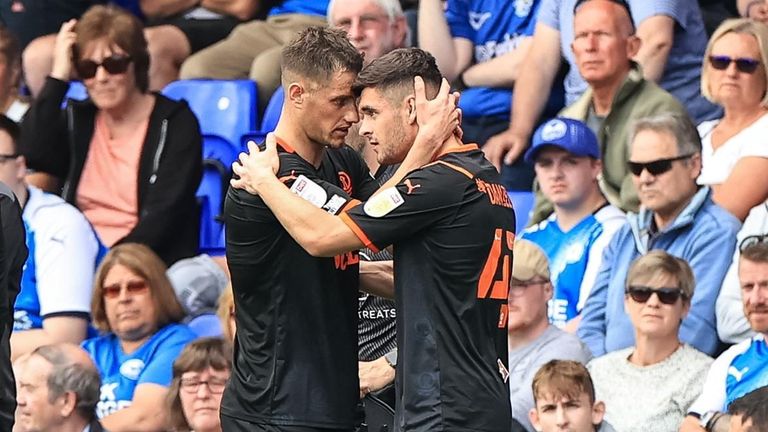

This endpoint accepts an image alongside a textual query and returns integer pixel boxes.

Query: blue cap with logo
[524,117,600,164]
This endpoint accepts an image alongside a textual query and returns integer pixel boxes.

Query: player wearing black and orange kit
[342,145,514,431]
[230,48,512,432]
[224,139,377,430]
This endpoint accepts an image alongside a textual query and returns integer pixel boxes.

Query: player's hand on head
[412,76,461,152]
[230,133,280,194]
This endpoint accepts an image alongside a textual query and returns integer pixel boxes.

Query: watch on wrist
[699,411,722,432]
[384,349,397,369]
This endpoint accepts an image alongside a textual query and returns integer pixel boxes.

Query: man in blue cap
[521,118,625,333]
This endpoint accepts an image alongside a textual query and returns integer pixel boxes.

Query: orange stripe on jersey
[434,160,474,179]
[339,199,362,213]
[339,212,380,253]
[275,136,296,153]
[434,143,479,159]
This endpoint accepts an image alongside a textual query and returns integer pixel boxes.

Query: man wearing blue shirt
[577,112,738,357]
[419,0,564,190]
[521,118,624,331]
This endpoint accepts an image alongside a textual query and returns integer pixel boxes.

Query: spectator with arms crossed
[522,118,624,331]
[231,48,512,431]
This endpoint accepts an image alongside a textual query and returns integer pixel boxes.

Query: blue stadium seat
[162,79,259,149]
[196,136,238,255]
[242,86,284,146]
[508,191,535,233]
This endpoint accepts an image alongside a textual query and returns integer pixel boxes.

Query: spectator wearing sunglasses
[19,4,203,267]
[166,338,232,432]
[681,240,768,432]
[694,19,768,345]
[82,243,196,432]
[578,112,740,358]
[524,0,690,225]
[587,251,712,432]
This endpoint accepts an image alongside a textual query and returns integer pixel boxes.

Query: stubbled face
[358,86,414,165]
[16,355,60,432]
[530,391,604,432]
[300,70,359,149]
[79,38,138,111]
[625,272,689,339]
[739,258,768,334]
[571,0,636,88]
[507,277,551,334]
[534,147,601,209]
[179,367,230,432]
[629,129,699,221]
[103,264,157,342]
[707,32,767,109]
[331,0,406,63]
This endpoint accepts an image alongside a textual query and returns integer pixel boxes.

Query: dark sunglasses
[103,279,148,299]
[75,54,132,79]
[740,234,768,252]
[627,154,693,176]
[626,285,687,305]
[709,55,761,74]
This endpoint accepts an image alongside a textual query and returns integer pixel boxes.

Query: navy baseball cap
[524,117,600,164]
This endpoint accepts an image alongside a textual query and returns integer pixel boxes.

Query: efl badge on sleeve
[363,187,404,217]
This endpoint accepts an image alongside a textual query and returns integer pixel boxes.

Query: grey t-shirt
[508,325,593,431]
[538,0,719,123]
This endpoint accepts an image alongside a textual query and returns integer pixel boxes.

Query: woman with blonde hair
[83,243,196,432]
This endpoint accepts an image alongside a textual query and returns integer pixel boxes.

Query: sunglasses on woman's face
[626,285,686,305]
[708,55,761,74]
[75,54,132,79]
[102,279,148,299]
[627,154,693,176]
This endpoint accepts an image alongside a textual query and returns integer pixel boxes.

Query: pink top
[77,113,148,246]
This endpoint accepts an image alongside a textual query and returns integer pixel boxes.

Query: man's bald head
[574,0,636,37]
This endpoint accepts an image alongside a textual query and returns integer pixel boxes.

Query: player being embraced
[232,47,514,432]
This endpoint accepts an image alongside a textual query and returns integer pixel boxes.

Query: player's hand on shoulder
[231,133,280,195]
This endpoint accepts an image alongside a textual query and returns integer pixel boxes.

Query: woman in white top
[698,19,768,343]
[588,251,712,432]
[698,18,768,222]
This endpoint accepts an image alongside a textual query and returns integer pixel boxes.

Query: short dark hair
[281,26,363,86]
[573,0,636,34]
[73,4,150,92]
[32,345,101,421]
[352,48,442,100]
[728,387,768,432]
[0,114,19,154]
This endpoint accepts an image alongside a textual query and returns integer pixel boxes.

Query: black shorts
[147,10,240,53]
[220,414,353,432]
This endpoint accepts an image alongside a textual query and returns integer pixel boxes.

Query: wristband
[384,349,397,368]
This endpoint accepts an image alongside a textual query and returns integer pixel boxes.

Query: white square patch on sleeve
[289,175,328,208]
[363,187,404,217]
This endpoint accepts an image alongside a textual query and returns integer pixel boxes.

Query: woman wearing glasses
[167,338,232,432]
[587,251,712,432]
[83,243,197,432]
[698,18,768,345]
[19,4,202,266]
[698,18,768,223]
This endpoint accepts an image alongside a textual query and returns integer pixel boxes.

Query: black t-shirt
[343,145,514,432]
[222,142,377,429]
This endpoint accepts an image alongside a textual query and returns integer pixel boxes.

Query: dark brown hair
[73,4,149,92]
[532,360,596,405]
[166,338,233,431]
[281,26,362,86]
[91,243,185,333]
[352,47,442,100]
[0,26,21,90]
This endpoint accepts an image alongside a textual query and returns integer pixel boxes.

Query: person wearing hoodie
[577,112,740,357]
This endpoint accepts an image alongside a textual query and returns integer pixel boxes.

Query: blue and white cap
[524,117,600,164]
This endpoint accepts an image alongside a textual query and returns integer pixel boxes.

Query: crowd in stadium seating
[1,0,768,431]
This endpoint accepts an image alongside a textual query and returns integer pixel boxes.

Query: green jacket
[530,63,687,225]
